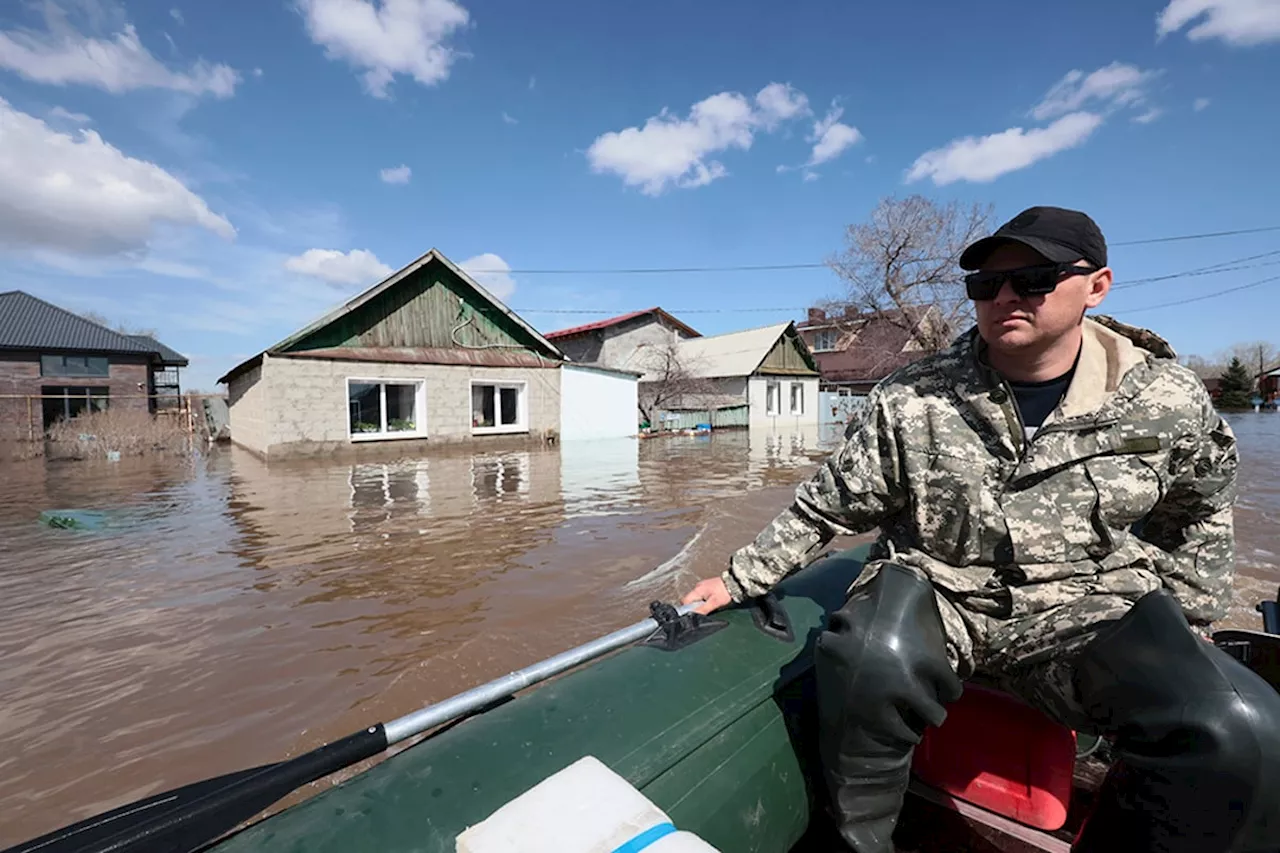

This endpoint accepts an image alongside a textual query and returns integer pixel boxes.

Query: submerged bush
[45,408,192,460]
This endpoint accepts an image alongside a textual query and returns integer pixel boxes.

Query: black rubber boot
[1071,589,1280,853]
[814,562,963,853]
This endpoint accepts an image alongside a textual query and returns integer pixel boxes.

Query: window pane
[86,357,109,376]
[499,386,518,425]
[472,385,495,427]
[90,388,109,412]
[386,384,417,432]
[349,382,382,433]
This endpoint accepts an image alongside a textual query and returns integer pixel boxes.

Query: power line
[1112,273,1280,315]
[1112,250,1280,290]
[474,224,1280,276]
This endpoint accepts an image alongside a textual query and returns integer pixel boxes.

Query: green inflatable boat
[11,543,1280,853]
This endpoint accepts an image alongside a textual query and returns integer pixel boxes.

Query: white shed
[559,363,641,441]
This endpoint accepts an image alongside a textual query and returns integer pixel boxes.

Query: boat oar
[5,601,704,853]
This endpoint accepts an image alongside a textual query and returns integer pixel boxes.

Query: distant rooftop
[544,307,701,341]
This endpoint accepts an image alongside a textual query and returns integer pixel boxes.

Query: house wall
[747,375,820,429]
[225,360,272,457]
[229,354,561,459]
[560,365,638,441]
[598,321,691,372]
[0,350,151,443]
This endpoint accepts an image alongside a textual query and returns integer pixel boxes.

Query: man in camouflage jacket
[683,207,1280,853]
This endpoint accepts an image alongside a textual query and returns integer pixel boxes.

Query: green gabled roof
[217,248,564,385]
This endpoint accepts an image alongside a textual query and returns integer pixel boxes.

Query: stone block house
[217,249,577,460]
[0,290,188,445]
[544,307,702,373]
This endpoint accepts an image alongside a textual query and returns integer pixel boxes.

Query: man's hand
[682,577,732,615]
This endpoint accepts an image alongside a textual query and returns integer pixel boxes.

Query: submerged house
[636,321,820,429]
[0,290,188,444]
[217,249,574,460]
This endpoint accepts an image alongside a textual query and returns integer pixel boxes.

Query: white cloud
[905,112,1104,186]
[586,82,814,196]
[754,82,810,128]
[296,0,471,99]
[48,105,91,123]
[802,170,820,182]
[284,248,392,286]
[253,67,264,78]
[0,17,239,97]
[1031,62,1160,121]
[1194,97,1212,110]
[0,97,235,255]
[1157,0,1280,45]
[459,252,516,301]
[1133,107,1164,124]
[528,75,536,90]
[170,8,184,24]
[502,111,517,125]
[379,164,412,184]
[806,105,862,165]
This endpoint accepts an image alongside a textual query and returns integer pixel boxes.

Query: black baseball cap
[959,206,1108,271]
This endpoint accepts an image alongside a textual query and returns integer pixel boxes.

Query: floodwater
[0,415,1277,846]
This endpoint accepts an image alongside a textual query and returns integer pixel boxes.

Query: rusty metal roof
[544,307,701,341]
[277,346,561,368]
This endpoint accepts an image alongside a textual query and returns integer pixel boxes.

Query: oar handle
[384,601,701,744]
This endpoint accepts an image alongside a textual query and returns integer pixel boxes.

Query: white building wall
[747,375,820,429]
[560,364,638,441]
[225,359,271,456]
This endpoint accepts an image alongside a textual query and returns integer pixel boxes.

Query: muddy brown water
[1,416,1276,846]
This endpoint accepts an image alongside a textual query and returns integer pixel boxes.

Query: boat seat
[910,683,1077,831]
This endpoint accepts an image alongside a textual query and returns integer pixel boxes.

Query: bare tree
[826,195,994,353]
[1181,340,1279,385]
[635,338,719,427]
[78,309,159,339]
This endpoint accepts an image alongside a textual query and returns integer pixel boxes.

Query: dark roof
[0,290,185,363]
[544,307,701,341]
[128,334,189,366]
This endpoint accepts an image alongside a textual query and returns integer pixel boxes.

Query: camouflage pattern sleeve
[720,385,907,602]
[1136,393,1239,626]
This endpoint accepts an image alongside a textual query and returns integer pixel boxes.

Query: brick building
[0,291,188,445]
[794,305,941,395]
[216,248,575,460]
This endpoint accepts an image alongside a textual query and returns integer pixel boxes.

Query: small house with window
[0,290,188,445]
[636,321,820,429]
[216,249,570,460]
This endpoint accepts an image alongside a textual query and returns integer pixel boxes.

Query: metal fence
[655,405,750,431]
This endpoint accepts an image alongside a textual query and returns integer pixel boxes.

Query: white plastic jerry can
[455,755,722,853]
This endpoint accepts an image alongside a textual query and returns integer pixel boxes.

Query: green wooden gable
[757,326,818,376]
[279,256,555,357]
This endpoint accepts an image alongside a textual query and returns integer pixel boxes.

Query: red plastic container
[910,684,1077,830]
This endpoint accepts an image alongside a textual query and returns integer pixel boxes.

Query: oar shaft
[384,602,698,744]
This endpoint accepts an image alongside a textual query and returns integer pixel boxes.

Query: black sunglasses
[964,262,1098,301]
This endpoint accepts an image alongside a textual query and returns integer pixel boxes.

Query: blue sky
[1,0,1279,390]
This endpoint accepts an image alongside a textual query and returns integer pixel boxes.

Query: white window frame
[345,378,427,442]
[812,329,838,352]
[765,380,781,416]
[470,379,529,435]
[790,381,805,415]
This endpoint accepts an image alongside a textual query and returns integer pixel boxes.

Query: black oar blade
[5,725,388,853]
[4,765,278,853]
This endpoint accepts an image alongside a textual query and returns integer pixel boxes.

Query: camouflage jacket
[723,315,1239,627]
